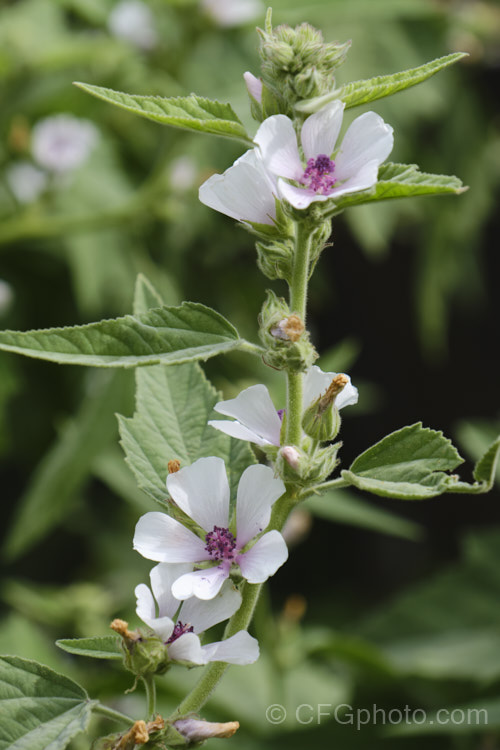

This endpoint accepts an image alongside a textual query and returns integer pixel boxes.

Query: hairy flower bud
[302,373,349,441]
[111,619,170,676]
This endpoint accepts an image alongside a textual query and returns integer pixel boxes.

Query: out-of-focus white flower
[0,280,13,316]
[199,149,277,225]
[201,0,263,27]
[135,562,259,665]
[6,162,47,204]
[134,457,288,600]
[169,156,198,192]
[209,365,358,447]
[108,0,157,50]
[31,115,98,174]
[254,100,394,209]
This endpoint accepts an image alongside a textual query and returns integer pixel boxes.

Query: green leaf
[342,422,463,499]
[133,273,164,316]
[0,655,95,750]
[333,163,466,210]
[443,436,500,494]
[295,53,467,113]
[302,489,422,540]
[56,636,122,660]
[118,362,256,506]
[4,370,132,560]
[0,302,246,368]
[74,82,252,145]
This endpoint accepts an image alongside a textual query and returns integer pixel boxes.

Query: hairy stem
[142,674,157,718]
[92,703,135,727]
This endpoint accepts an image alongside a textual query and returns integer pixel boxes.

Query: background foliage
[0,0,499,747]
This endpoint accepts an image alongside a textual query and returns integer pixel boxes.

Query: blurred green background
[0,0,499,747]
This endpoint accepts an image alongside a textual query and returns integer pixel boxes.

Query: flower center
[166,620,194,644]
[205,526,237,561]
[300,154,336,194]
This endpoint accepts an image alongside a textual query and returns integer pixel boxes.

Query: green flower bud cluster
[277,441,341,486]
[258,12,350,115]
[259,290,317,372]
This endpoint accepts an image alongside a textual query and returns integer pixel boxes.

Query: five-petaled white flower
[208,365,358,447]
[199,149,278,225]
[254,100,394,210]
[133,457,288,600]
[135,562,259,665]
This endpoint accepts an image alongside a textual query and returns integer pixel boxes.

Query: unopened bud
[280,445,301,470]
[302,374,348,441]
[111,619,170,676]
[174,718,240,743]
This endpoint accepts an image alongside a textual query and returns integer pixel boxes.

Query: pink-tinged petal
[172,565,229,601]
[149,563,193,619]
[133,512,210,563]
[277,179,329,210]
[329,159,379,198]
[335,112,393,180]
[179,582,241,634]
[243,71,263,103]
[212,384,282,447]
[200,631,259,665]
[254,115,303,180]
[237,530,288,583]
[236,464,285,547]
[134,583,175,642]
[199,149,276,225]
[167,457,229,532]
[168,632,205,664]
[300,100,345,161]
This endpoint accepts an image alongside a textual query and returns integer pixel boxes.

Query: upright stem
[169,220,314,720]
[142,674,157,718]
[286,221,312,446]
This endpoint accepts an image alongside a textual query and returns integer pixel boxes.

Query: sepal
[258,290,317,372]
[111,619,170,676]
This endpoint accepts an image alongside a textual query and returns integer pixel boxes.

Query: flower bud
[174,718,240,743]
[111,619,170,676]
[258,290,317,372]
[302,374,348,441]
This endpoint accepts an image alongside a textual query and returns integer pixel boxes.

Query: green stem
[92,702,135,727]
[142,674,157,718]
[301,476,349,498]
[169,580,262,719]
[286,221,312,446]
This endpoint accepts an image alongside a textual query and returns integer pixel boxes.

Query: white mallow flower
[134,457,288,600]
[199,149,277,225]
[208,365,358,447]
[254,100,394,210]
[31,115,99,173]
[135,562,259,665]
[108,0,157,50]
[201,0,263,27]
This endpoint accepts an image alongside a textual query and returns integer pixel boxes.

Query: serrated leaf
[332,163,465,210]
[74,82,252,145]
[295,53,467,113]
[443,436,500,494]
[0,302,245,367]
[303,489,422,540]
[118,362,256,505]
[342,422,463,499]
[133,273,164,316]
[56,636,122,660]
[0,655,94,750]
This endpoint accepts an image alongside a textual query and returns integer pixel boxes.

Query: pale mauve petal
[236,464,285,547]
[335,112,393,180]
[243,71,263,103]
[200,630,259,664]
[254,115,303,180]
[149,562,193,619]
[135,583,175,642]
[179,582,241,634]
[168,632,205,664]
[212,384,282,447]
[171,565,229,601]
[300,100,345,161]
[277,179,329,210]
[329,159,379,198]
[133,512,210,563]
[237,530,288,583]
[198,149,276,225]
[167,457,229,532]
